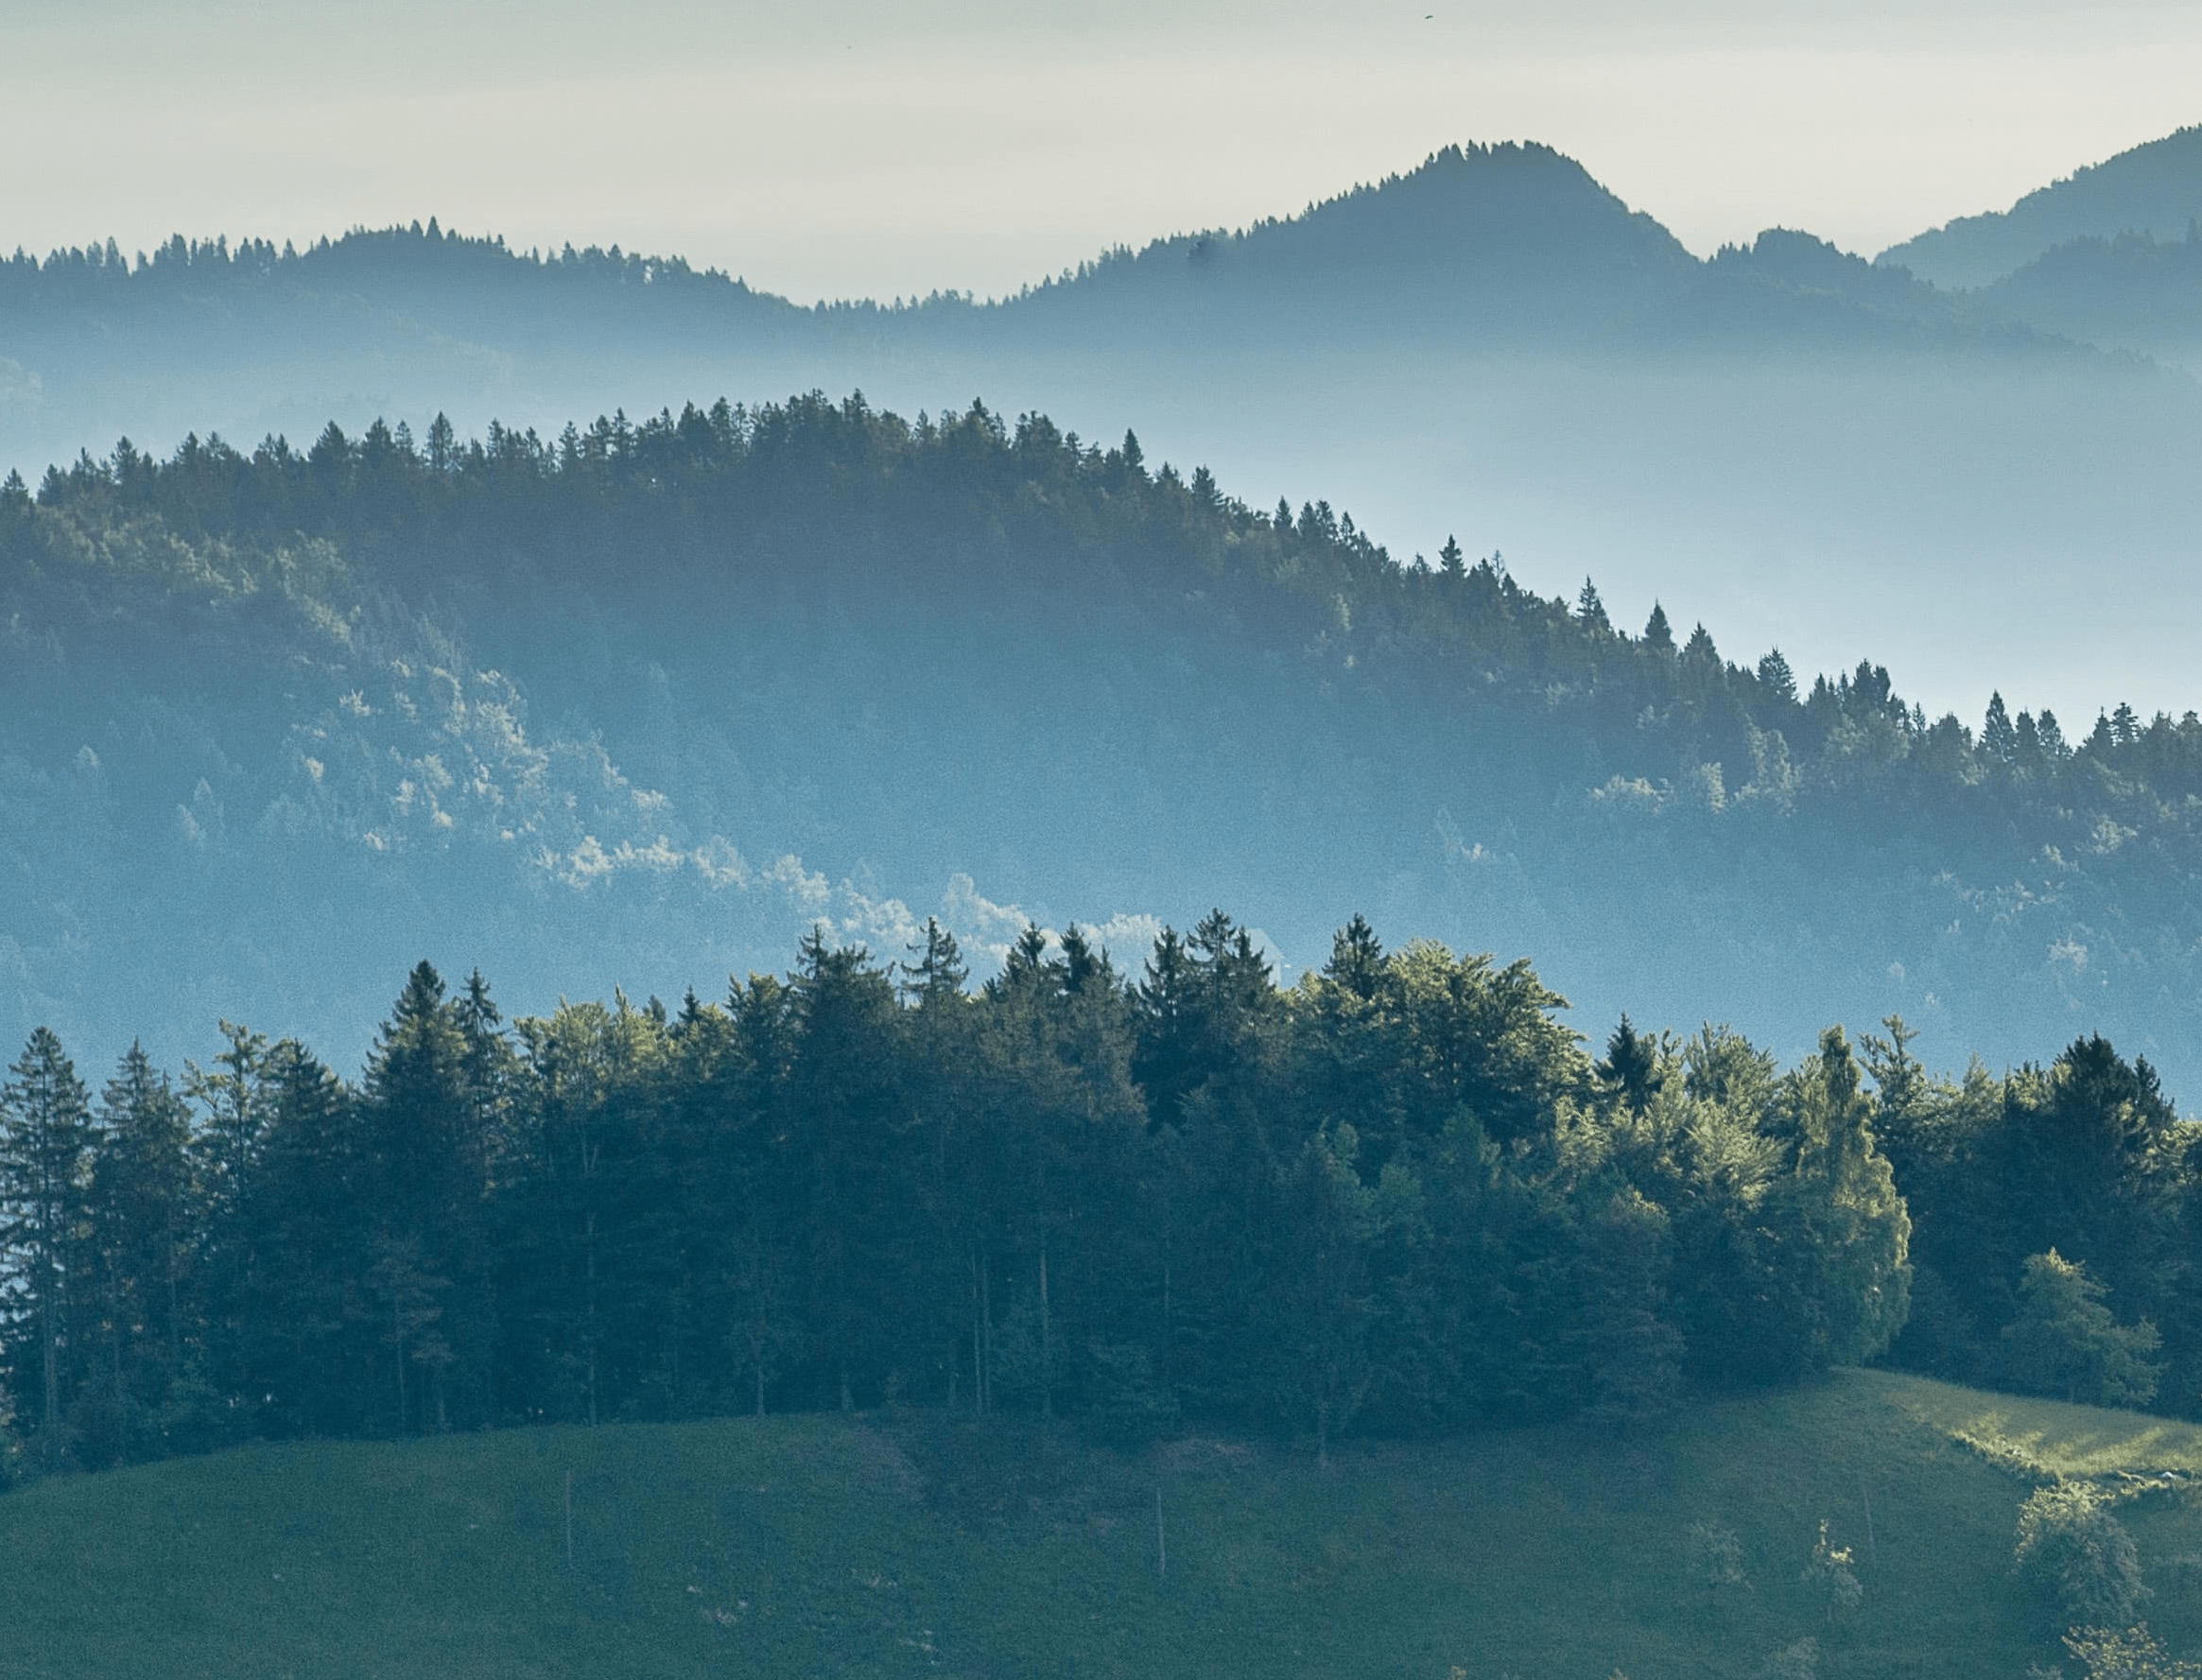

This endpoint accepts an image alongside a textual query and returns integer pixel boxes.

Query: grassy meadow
[3,1370,2199,1680]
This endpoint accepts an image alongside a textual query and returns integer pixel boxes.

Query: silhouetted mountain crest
[1973,226,2202,374]
[1879,123,2202,289]
[988,142,1697,343]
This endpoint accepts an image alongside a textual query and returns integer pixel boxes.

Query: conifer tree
[1,1029,92,1460]
[1984,691,2018,762]
[1576,578,1611,632]
[81,1045,194,1462]
[1598,1015,1663,1116]
[245,1039,369,1437]
[360,962,477,1430]
[1756,648,1797,702]
[787,933,903,1411]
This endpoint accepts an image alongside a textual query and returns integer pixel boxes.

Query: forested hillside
[2,905,2194,1483]
[9,394,2202,1471]
[1877,124,2202,288]
[0,918,1916,1464]
[9,395,2202,1091]
[11,138,2202,718]
[1976,230,2202,374]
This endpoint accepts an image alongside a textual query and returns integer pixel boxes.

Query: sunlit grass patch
[1882,1371,2202,1481]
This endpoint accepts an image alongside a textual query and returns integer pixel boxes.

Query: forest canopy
[1,913,1923,1473]
[4,909,2193,1485]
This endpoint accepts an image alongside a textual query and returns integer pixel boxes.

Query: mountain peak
[1000,139,1695,340]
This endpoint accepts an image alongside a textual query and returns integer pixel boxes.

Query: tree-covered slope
[1879,125,2202,289]
[1975,230,2202,375]
[9,397,2202,1090]
[1,1372,2196,1680]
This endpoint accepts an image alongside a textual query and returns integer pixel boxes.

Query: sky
[7,0,2202,303]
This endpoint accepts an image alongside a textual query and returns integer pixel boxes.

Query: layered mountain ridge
[11,130,2202,1092]
[1878,123,2202,289]
[12,130,2202,722]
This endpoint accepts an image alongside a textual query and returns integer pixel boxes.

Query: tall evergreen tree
[79,1045,194,1463]
[1,1029,93,1461]
[359,962,478,1431]
[787,933,904,1412]
[245,1040,370,1438]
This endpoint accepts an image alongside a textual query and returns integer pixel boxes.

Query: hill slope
[4,1371,2197,1680]
[1879,125,2202,289]
[1975,231,2202,375]
[12,399,2202,1091]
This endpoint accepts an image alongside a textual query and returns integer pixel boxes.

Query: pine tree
[237,1040,376,1439]
[1576,578,1611,632]
[1756,648,1797,702]
[1598,1015,1663,1115]
[359,962,483,1430]
[81,1045,194,1463]
[723,974,801,1416]
[2037,707,2069,758]
[1,1029,93,1461]
[788,933,904,1411]
[1983,692,2018,762]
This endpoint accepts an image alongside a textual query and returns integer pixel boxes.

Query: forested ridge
[2,907,2195,1488]
[11,132,2202,755]
[14,390,2198,839]
[9,393,2202,1086]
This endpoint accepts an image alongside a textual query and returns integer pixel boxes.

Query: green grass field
[3,1370,2198,1680]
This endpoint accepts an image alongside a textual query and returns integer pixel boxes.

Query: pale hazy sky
[5,0,2201,303]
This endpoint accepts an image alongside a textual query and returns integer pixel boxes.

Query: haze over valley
[10,33,2202,1676]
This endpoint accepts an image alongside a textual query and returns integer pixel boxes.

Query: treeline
[1,914,1923,1472]
[0,224,776,311]
[8,390,2197,820]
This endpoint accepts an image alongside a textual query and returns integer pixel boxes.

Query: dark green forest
[4,908,2196,1487]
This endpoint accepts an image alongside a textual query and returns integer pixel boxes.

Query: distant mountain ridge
[1878,124,2202,289]
[1973,228,2202,374]
[9,128,2202,730]
[978,142,1698,343]
[0,136,2119,452]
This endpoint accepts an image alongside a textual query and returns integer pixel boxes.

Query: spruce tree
[1,1029,93,1461]
[82,1045,194,1462]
